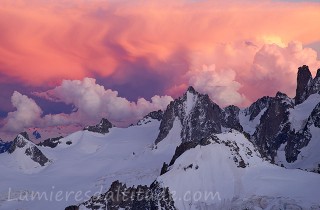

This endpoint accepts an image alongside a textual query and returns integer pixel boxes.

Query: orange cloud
[0,0,319,104]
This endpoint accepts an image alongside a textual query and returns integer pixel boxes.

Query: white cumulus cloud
[2,91,43,133]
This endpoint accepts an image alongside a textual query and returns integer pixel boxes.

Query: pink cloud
[241,41,320,102]
[0,0,319,134]
[187,65,246,107]
[0,0,319,89]
[2,91,43,133]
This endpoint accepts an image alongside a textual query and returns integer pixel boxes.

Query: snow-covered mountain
[79,131,320,210]
[156,86,243,145]
[2,132,50,173]
[0,65,319,210]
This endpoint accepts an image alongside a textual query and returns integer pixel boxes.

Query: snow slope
[239,108,267,135]
[289,93,320,131]
[158,131,320,210]
[0,114,319,209]
[0,118,182,210]
[0,134,50,174]
[275,93,320,171]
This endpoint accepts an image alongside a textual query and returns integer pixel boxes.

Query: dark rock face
[136,110,164,125]
[252,92,294,160]
[308,102,320,128]
[251,85,320,166]
[295,65,320,105]
[285,102,320,163]
[168,137,211,167]
[248,65,320,166]
[295,65,312,105]
[7,132,50,166]
[309,68,320,96]
[155,86,228,144]
[144,110,164,121]
[180,93,223,143]
[25,146,49,166]
[7,132,29,154]
[65,206,79,210]
[245,96,272,121]
[222,105,243,132]
[20,131,29,140]
[80,180,175,210]
[37,136,63,148]
[84,118,113,134]
[168,141,199,166]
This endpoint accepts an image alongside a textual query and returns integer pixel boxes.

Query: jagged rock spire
[186,86,197,94]
[295,65,312,105]
[295,65,320,105]
[155,86,243,144]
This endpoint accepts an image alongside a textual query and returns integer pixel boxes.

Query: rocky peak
[245,96,271,121]
[252,93,294,160]
[275,91,287,99]
[20,131,29,140]
[84,118,113,134]
[295,65,313,105]
[7,132,29,154]
[155,86,235,144]
[186,86,197,94]
[275,92,294,106]
[7,132,49,166]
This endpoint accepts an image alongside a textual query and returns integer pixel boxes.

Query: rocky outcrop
[7,132,30,154]
[168,137,211,167]
[7,132,49,166]
[249,66,320,168]
[37,136,64,148]
[252,92,294,161]
[295,65,313,105]
[80,180,175,210]
[64,206,79,210]
[285,102,320,163]
[222,105,243,132]
[144,110,164,121]
[244,96,272,121]
[295,65,320,105]
[136,110,164,125]
[156,86,226,144]
[84,118,113,134]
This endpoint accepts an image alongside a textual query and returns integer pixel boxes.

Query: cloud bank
[2,79,172,133]
[0,0,319,85]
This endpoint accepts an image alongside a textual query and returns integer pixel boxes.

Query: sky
[0,0,320,138]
